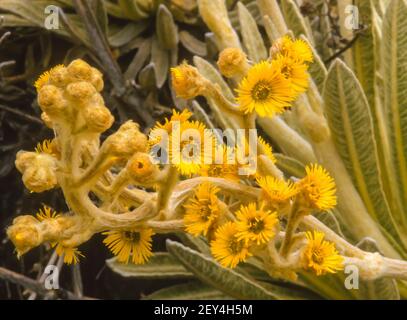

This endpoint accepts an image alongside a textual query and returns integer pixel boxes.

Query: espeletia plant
[6,0,407,300]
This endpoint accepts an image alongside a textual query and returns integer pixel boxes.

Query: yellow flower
[258,136,276,163]
[272,55,309,97]
[183,183,220,236]
[211,222,251,268]
[169,120,214,176]
[35,139,57,157]
[257,176,298,209]
[200,145,240,182]
[103,228,154,264]
[302,231,344,276]
[54,243,84,265]
[36,205,60,222]
[34,64,64,92]
[235,202,278,245]
[272,36,313,64]
[236,61,295,117]
[171,62,207,99]
[298,164,337,211]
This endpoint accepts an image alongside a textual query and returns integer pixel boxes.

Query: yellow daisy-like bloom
[34,64,64,91]
[272,36,313,64]
[302,231,344,276]
[36,205,60,222]
[257,176,298,208]
[272,55,309,97]
[149,109,193,146]
[183,183,221,236]
[169,120,214,176]
[235,202,278,245]
[54,243,84,265]
[258,136,276,163]
[211,222,251,268]
[236,61,295,117]
[171,62,207,99]
[200,145,240,182]
[298,164,337,211]
[103,228,154,264]
[35,139,57,157]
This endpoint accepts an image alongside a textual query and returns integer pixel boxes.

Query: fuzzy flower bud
[217,48,249,78]
[90,67,104,92]
[66,59,93,83]
[49,65,69,88]
[127,152,160,185]
[170,62,208,99]
[66,81,97,102]
[102,121,148,158]
[7,216,42,256]
[83,105,114,133]
[37,85,67,116]
[15,151,58,193]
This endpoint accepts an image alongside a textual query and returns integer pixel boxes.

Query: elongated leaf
[281,0,314,45]
[151,37,169,88]
[108,22,148,47]
[144,281,232,300]
[179,31,207,56]
[274,153,305,178]
[156,4,178,50]
[166,240,278,300]
[353,0,375,107]
[237,2,267,62]
[323,59,405,249]
[300,35,327,93]
[193,56,234,101]
[106,252,193,279]
[382,0,407,236]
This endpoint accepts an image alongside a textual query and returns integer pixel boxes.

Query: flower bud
[90,67,104,92]
[83,105,114,132]
[217,48,249,78]
[15,151,36,172]
[127,152,160,184]
[67,59,93,83]
[37,85,67,116]
[170,62,208,99]
[49,65,69,88]
[7,216,42,256]
[66,81,97,101]
[102,121,148,158]
[16,152,58,193]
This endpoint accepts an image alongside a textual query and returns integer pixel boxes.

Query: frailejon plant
[6,0,407,300]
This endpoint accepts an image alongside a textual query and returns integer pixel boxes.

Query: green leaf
[353,0,375,107]
[90,0,108,37]
[281,0,314,45]
[382,0,407,237]
[323,59,405,250]
[118,0,149,20]
[237,2,267,62]
[179,31,207,56]
[156,4,179,50]
[108,22,148,47]
[357,238,400,300]
[300,35,327,93]
[166,240,278,300]
[106,252,193,279]
[274,153,305,178]
[193,56,235,101]
[151,37,169,88]
[143,281,232,300]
